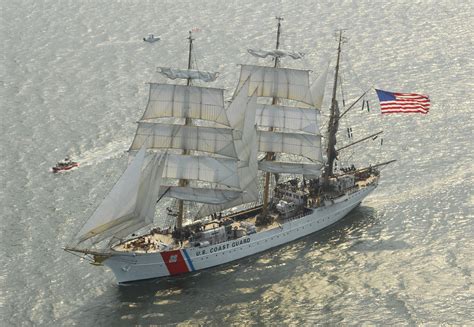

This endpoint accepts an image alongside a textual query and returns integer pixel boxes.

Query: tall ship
[66,19,393,283]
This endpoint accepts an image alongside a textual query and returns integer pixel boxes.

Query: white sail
[258,130,322,161]
[258,160,323,176]
[76,148,166,244]
[136,153,167,223]
[141,84,229,126]
[236,65,312,105]
[130,123,238,159]
[110,152,167,241]
[197,82,259,218]
[162,186,242,204]
[306,60,330,109]
[163,154,239,188]
[248,49,305,59]
[158,67,218,82]
[256,104,320,134]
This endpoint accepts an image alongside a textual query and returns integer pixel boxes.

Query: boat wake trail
[74,140,129,168]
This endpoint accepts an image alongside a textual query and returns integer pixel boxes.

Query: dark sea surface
[1,0,473,325]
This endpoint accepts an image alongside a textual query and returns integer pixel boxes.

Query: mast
[186,31,193,86]
[177,31,194,228]
[273,16,283,68]
[323,30,343,185]
[262,16,283,214]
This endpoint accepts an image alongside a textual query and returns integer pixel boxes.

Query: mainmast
[262,16,283,215]
[177,31,194,228]
[323,30,344,185]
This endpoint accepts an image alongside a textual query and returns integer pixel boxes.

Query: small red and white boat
[52,158,79,173]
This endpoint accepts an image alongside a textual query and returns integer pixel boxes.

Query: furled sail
[141,84,229,126]
[258,160,322,176]
[158,67,218,82]
[256,104,320,134]
[130,123,238,159]
[248,49,305,59]
[258,130,322,161]
[76,148,166,244]
[236,65,312,105]
[163,154,239,188]
[162,186,242,204]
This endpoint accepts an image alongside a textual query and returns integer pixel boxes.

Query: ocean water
[1,0,473,325]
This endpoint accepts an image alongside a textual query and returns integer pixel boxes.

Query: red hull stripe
[160,250,190,275]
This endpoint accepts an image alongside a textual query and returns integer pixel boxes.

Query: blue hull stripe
[182,249,195,271]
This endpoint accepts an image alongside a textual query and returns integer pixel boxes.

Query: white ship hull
[103,184,376,283]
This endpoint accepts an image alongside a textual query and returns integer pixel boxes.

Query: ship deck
[113,213,284,254]
[112,174,378,254]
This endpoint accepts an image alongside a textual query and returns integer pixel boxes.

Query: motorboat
[143,34,160,43]
[52,158,79,173]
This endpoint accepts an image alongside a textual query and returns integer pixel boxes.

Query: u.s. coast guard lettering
[195,237,251,256]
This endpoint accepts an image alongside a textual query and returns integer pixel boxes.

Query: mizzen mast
[262,16,284,215]
[323,30,344,186]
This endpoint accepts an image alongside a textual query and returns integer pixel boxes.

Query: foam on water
[73,139,130,168]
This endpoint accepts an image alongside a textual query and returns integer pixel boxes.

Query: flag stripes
[375,89,430,114]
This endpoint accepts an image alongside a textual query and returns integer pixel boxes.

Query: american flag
[375,89,430,114]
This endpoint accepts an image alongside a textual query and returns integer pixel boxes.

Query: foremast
[323,30,343,186]
[129,32,246,226]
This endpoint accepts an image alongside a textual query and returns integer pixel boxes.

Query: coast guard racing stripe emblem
[161,250,191,275]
